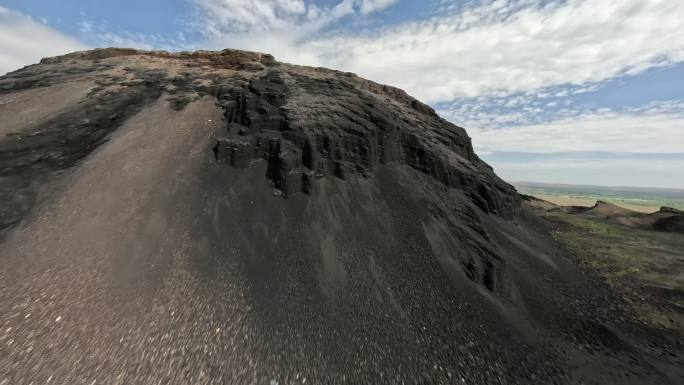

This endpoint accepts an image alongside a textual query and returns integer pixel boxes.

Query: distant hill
[514,181,684,211]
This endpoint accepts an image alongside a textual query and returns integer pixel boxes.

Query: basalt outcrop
[211,66,516,218]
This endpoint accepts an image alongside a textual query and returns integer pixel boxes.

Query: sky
[1,0,683,188]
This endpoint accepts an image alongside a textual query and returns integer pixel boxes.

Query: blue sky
[1,0,683,188]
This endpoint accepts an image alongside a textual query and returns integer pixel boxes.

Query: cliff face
[211,58,518,215]
[0,49,674,385]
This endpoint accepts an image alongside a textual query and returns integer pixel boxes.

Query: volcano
[0,48,680,384]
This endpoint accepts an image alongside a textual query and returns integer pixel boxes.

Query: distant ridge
[514,181,684,195]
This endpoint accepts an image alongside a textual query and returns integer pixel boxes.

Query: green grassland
[534,208,684,331]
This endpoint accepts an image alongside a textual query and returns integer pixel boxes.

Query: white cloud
[190,0,351,64]
[313,0,684,103]
[191,0,399,37]
[193,0,359,38]
[0,6,88,75]
[77,19,188,51]
[358,0,399,15]
[192,0,684,104]
[470,101,684,154]
[191,0,403,66]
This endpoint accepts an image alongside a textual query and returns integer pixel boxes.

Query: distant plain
[515,182,684,213]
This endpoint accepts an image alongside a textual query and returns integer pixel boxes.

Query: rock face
[211,62,517,216]
[0,48,680,385]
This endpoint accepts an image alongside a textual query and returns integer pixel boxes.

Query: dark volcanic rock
[650,207,684,233]
[209,60,518,213]
[0,48,680,385]
[652,213,684,233]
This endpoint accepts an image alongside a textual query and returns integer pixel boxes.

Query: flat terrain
[515,181,684,212]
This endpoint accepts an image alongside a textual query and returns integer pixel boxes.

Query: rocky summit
[0,48,681,384]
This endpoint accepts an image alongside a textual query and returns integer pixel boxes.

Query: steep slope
[0,48,680,385]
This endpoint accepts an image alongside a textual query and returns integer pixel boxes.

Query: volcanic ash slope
[0,48,679,385]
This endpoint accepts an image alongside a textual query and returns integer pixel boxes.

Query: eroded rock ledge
[210,66,519,217]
